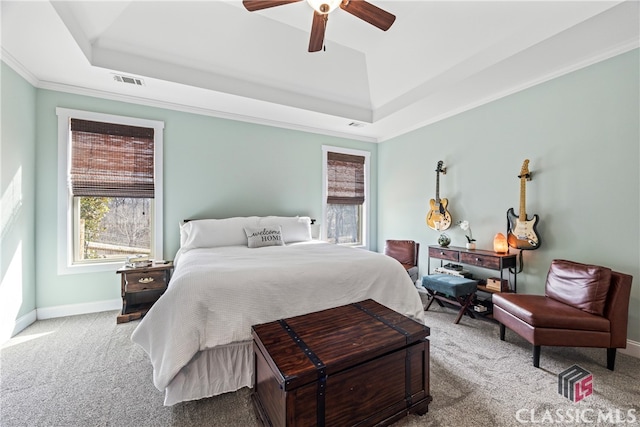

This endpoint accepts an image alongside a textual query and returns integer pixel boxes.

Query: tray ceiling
[2,1,638,142]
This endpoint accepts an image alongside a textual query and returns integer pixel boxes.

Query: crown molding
[5,40,637,145]
[377,40,640,142]
[1,48,39,86]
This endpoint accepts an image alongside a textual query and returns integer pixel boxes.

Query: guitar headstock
[518,159,531,180]
[436,160,446,175]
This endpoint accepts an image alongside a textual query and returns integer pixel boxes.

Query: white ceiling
[2,1,638,142]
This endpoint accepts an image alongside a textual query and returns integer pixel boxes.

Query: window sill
[58,260,124,275]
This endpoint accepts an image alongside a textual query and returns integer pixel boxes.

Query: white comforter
[131,241,425,393]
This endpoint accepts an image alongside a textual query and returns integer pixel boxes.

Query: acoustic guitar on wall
[507,159,540,250]
[426,160,452,231]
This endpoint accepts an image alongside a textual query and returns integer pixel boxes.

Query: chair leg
[424,294,435,312]
[453,294,475,324]
[533,345,541,368]
[499,323,505,341]
[607,348,617,371]
[453,300,466,324]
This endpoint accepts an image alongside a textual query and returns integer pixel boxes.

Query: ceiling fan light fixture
[242,0,395,52]
[306,0,341,14]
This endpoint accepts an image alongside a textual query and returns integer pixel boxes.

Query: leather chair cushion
[493,293,610,332]
[545,259,612,316]
[384,240,417,266]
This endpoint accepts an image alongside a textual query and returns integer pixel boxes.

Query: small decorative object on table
[486,277,509,292]
[457,220,476,249]
[493,233,509,253]
[126,254,152,268]
[438,233,451,247]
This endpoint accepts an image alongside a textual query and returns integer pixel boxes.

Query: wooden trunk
[251,299,431,427]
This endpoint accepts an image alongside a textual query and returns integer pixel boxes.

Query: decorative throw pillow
[258,216,312,243]
[244,226,285,248]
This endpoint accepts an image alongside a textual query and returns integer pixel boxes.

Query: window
[57,108,164,274]
[322,146,370,248]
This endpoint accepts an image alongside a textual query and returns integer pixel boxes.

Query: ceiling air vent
[113,74,145,86]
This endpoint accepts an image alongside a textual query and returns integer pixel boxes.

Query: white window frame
[56,108,164,275]
[321,145,370,249]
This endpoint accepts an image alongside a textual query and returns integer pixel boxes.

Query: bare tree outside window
[325,204,361,245]
[78,197,151,260]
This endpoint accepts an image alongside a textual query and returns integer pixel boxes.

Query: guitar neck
[435,173,440,202]
[519,177,527,220]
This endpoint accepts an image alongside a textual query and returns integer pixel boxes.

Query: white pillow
[244,226,285,248]
[180,217,260,250]
[258,216,312,243]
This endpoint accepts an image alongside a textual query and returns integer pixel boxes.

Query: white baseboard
[4,299,640,362]
[619,339,640,359]
[0,310,37,345]
[1,300,120,346]
[14,310,37,334]
[36,299,121,320]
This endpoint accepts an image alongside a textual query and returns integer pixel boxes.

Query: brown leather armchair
[493,259,632,370]
[384,240,420,283]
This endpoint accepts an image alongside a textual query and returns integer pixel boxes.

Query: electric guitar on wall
[507,159,540,250]
[426,160,452,231]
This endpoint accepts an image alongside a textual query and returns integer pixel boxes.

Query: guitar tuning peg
[441,166,447,175]
[518,171,532,181]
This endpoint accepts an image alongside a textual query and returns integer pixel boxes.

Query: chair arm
[604,271,633,348]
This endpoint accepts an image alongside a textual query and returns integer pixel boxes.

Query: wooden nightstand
[116,262,173,324]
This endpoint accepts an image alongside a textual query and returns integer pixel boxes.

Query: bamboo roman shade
[70,119,155,198]
[326,152,365,204]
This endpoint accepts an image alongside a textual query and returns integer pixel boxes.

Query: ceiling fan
[242,0,396,52]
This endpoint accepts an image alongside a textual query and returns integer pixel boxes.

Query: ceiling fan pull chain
[323,15,327,52]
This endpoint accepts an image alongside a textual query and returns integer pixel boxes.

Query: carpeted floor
[1,304,639,427]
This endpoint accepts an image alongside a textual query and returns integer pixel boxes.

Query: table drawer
[124,270,168,292]
[460,252,501,270]
[428,246,460,262]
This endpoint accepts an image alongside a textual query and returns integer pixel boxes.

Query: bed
[131,216,426,406]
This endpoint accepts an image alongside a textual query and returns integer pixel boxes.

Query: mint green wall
[1,63,37,333]
[31,89,377,309]
[378,49,640,342]
[3,49,638,347]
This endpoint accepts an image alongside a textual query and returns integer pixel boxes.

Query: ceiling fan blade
[339,0,395,31]
[308,11,327,52]
[242,0,302,12]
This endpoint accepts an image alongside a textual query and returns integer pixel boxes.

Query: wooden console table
[427,245,518,292]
